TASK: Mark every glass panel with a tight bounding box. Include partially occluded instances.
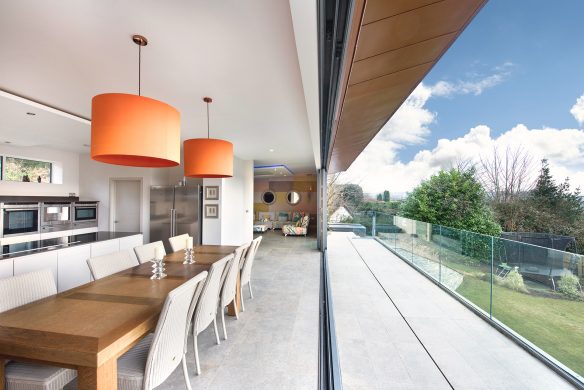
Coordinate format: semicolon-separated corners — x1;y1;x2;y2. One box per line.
392;216;413;262
434;225;493;313
411;220;441;281
492;237;584;377
3;156;52;183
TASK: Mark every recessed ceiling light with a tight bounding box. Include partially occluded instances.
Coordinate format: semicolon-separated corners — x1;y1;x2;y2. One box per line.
269;149;274;152
26;112;36;116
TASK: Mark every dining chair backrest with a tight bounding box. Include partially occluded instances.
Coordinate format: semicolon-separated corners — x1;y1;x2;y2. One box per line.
240;236;262;286
168;233;190;252
193;255;232;336
143;271;207;389
87;251;139;280
0;269;56;313
220;244;250;308
134;241;166;264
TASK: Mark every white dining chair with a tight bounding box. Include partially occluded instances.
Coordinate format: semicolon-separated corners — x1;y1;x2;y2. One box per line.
191;254;232;375
0;270;77;390
117;271;207;390
218;244;250;339
87;250;139;280
169;233;190;252
134;241;166;264
240;236;262;311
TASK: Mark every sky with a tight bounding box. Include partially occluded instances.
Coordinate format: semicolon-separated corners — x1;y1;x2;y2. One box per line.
341;0;584;197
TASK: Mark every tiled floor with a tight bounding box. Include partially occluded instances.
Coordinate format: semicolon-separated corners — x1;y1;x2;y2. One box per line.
64;231;319;389
328;232;575;390
159;230;320;389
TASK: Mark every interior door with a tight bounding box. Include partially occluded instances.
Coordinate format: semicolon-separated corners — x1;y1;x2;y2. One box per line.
112;180;141;232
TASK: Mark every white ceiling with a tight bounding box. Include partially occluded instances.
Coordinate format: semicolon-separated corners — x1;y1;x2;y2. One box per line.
0;0;318;173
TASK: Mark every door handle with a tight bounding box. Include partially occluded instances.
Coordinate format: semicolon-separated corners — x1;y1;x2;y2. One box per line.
114;220;119;223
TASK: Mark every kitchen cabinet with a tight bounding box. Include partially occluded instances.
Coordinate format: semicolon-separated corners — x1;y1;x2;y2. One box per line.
90;239;120;258
73;227;99;235
119;234;143;263
40;230;72;240
13;251;58;287
57;245;91;292
0;233;41;246
0;260;13;280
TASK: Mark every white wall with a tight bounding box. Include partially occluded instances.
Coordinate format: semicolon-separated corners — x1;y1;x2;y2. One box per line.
202;157;253;246
78;154;170;242
0;145;79;196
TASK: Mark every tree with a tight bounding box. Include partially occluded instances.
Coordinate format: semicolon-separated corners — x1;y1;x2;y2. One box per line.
383;190;390;202
339;184;364;211
376;193;383;201
400;168;501;236
479;146;533;203
327;173;342;217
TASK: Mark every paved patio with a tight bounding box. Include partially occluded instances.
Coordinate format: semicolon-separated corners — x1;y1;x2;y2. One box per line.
328;232;575;390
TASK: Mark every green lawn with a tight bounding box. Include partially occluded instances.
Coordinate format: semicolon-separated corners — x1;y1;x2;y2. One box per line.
457;277;584;377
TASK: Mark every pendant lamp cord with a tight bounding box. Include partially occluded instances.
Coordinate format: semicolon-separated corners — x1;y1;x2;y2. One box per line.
138;44;141;96
206;101;210;139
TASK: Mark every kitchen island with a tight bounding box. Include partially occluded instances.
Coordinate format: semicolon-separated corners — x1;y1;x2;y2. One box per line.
0;231;143;292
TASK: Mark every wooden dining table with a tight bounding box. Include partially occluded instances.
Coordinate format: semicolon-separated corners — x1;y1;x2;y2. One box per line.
0;244;238;390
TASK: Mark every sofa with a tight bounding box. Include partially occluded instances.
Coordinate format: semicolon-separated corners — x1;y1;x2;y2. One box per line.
283;216;310;236
255;211;308;230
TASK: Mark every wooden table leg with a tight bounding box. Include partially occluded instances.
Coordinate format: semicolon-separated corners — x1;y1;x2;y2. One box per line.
0;359;6;390
227;273;241;316
78;358;117;390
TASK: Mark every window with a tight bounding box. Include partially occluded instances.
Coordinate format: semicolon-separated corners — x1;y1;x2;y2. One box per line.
2;156;52;183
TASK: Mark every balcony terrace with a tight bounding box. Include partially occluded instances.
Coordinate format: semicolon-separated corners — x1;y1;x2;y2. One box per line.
329;231;576;389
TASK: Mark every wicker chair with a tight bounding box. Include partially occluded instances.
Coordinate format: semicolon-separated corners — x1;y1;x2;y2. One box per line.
134;241;166;264
191;255;232;375
117;271;207;390
218;243;250;339
87;250;139;280
0;270;77;390
240;236;262;311
169;234;190;252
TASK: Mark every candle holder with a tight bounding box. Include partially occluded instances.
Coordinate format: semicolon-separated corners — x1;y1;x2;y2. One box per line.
183;248;195;264
151;258;167;280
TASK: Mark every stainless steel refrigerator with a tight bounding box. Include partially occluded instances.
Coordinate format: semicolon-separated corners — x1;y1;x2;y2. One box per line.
150;180;203;253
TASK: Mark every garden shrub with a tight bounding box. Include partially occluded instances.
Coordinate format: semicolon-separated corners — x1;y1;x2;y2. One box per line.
557;273;582;300
495;268;528;293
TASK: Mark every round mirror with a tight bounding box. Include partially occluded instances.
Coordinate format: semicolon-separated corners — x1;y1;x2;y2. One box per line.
286;191;301;205
262;191;276;205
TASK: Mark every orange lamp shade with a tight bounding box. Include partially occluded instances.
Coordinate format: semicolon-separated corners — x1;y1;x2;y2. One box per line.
184;138;233;178
91;93;180;167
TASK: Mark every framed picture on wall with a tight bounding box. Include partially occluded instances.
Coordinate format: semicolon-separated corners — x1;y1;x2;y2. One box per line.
205;186;219;200
205;204;219;219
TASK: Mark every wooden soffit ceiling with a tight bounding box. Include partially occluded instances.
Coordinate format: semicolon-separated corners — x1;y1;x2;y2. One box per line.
328;0;488;173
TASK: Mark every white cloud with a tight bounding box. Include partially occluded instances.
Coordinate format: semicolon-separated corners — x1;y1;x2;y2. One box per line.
430;62;513;97
342;123;584;194
340;65;584;195
570;94;584;125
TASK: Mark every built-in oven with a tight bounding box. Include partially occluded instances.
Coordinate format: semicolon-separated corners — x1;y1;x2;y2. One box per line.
41;202;72;233
73;202;98;226
0;202;41;238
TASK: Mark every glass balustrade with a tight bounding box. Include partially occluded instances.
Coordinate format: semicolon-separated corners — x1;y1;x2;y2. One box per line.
331;212;584;379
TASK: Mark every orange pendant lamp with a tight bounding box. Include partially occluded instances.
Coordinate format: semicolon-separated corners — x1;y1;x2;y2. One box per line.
91;35;180;167
184;97;233;178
